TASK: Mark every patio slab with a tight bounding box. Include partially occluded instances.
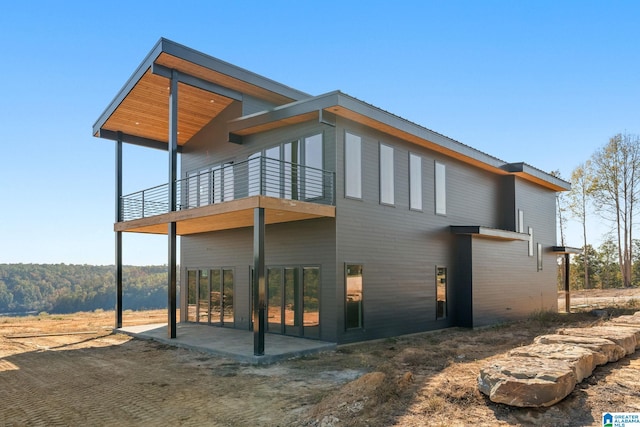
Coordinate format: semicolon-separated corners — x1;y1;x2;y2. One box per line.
116;323;336;365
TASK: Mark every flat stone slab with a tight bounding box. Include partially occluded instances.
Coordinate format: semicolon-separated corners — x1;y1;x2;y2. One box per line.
610;314;640;326
534;334;625;365
508;343;596;382
478;356;576;407
558;327;638;355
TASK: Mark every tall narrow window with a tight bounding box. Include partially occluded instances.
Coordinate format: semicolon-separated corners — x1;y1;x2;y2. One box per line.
303;267;320;338
248;152;261;196
409;153;422;210
187;270;197;322
283;141;299;200
345;132;362;199
304;134;323;199
435;161;446;215
264;146;281;197
537;243;543;271
518;209;524;233
345;264;363;329
528;227;534;257
436;266;447;319
187;171;198;208
380;143;394;205
198;168;210;206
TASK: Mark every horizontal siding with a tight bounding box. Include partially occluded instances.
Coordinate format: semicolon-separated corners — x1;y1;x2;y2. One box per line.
335;118;509;342
471;238;556;327
241;95;278;116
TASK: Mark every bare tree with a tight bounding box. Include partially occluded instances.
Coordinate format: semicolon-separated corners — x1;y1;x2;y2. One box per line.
551;170;568;246
568;162;592;288
590;133;640;287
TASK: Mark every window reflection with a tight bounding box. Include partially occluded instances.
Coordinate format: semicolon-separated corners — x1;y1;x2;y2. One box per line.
436;266;447;319
303;267;320;338
346;264;363;329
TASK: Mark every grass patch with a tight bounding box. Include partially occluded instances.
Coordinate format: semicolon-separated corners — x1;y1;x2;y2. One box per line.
528;309;568;326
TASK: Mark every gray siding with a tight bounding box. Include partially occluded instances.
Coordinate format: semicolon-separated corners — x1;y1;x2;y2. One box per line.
178;101;559;344
334;118;515;342
242;95;278;116
471;237;554;327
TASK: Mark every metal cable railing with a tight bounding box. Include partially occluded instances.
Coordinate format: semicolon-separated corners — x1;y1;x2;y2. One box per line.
120;157;335;221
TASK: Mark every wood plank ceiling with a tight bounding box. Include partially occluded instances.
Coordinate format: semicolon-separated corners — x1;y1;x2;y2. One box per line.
99;52;298;146
101;69;233;145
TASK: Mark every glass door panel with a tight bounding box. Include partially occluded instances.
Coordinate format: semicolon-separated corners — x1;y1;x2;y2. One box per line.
304;134;323;199
210;269;222;324
222;269;234;326
264;146;281;197
303;267;320;338
284;268;301;336
187;270;197;322
267;268;283;333
283;142;299;200
198;270;209;323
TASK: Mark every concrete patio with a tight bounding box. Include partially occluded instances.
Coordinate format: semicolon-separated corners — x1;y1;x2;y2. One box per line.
117;323;337;365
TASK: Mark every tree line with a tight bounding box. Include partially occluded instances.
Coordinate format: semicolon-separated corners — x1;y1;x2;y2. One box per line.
0;264;176;314
558;132;640;289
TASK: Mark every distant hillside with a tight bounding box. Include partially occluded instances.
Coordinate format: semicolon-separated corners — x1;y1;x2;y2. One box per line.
0;264;176;314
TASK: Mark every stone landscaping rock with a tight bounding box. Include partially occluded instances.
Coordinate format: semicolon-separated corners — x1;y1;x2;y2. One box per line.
478;314;640;408
478;356;577;407
558;327;638;355
508;343;596;383
610;315;640;326
533;334;625;365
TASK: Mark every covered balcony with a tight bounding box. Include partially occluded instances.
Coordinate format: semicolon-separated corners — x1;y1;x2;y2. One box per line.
116;157;336;235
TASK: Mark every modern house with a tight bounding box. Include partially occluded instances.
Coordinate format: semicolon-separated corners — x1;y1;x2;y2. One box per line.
93;38;570;355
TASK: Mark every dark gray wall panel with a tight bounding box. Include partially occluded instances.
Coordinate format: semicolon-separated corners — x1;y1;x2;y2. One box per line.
335;118;510;342
242;95;278;116
471;237;556;327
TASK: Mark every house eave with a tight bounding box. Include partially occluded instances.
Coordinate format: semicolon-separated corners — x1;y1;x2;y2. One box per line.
450;226;530;241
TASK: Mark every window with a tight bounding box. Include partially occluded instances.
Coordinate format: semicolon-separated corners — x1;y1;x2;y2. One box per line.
345;132;362;199
248;134;323;200
248;152;262;196
518;209;524;233
436;266;447;319
380;143;394;204
303;267;320;338
345;264;363;329
186;268;234;326
409;153;422;210
435;161;446;215
264;146;281;197
537;243;543;271
304;134;323;199
528;227;534;257
212;162;235;203
187;171;198;208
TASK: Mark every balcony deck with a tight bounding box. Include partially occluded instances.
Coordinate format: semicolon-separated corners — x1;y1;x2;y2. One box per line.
115;195;335;235
116;157;336;235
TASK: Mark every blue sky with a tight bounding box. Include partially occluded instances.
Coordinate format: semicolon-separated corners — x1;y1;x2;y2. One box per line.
1;1;638;265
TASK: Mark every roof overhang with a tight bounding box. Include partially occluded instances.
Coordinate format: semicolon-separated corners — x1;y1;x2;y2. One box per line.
551;246;583;255
93;38;310;149
502;163;570;192
229;91;570;191
451;226;530;241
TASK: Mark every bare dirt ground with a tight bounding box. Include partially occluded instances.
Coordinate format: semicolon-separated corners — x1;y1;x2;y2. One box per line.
1;290;639;427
